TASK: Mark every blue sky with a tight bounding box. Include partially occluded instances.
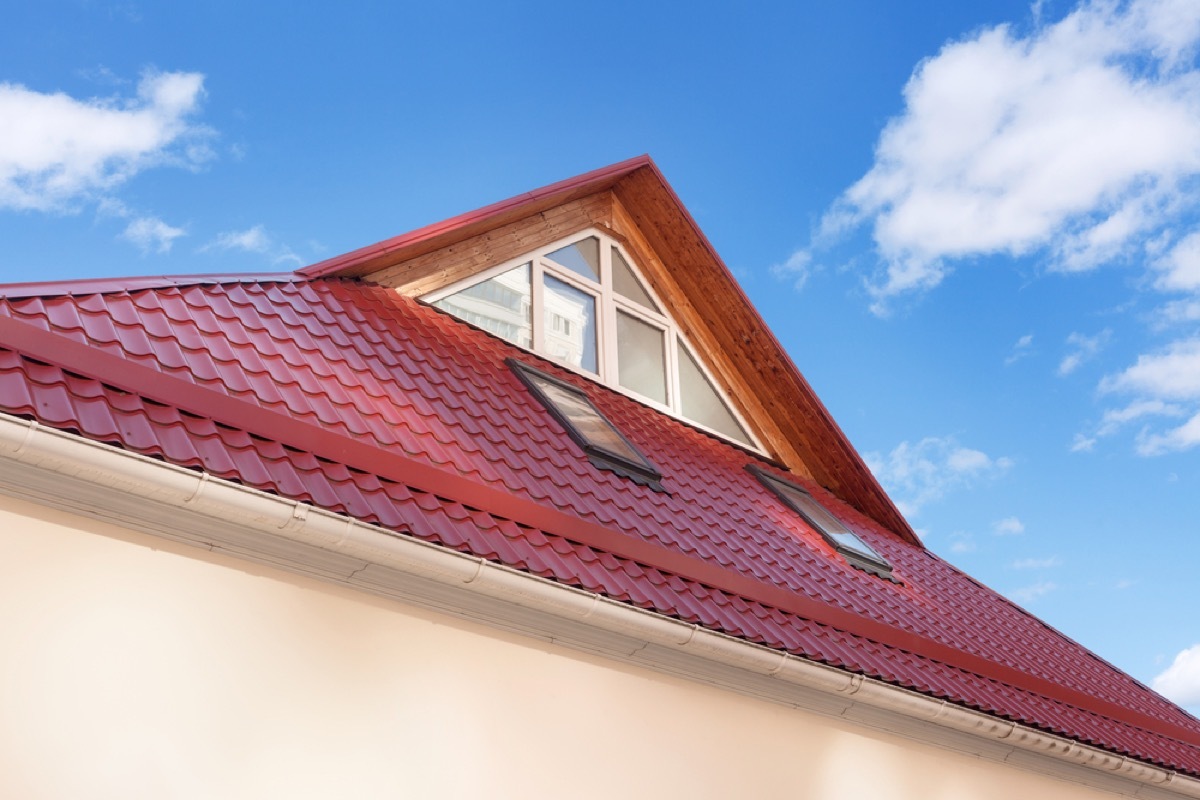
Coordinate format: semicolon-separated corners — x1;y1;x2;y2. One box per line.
2;0;1199;712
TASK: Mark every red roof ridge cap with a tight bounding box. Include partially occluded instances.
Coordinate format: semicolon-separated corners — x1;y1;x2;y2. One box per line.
297;155;654;280
0;271;301;300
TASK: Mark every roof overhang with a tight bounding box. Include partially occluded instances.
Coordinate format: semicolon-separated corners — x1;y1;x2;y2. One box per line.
3;413;1198;798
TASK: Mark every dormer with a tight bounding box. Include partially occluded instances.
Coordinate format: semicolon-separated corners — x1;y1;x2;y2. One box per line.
300;156;917;544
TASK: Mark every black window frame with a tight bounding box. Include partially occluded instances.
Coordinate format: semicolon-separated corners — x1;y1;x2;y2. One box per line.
749;466;896;581
509;359;664;489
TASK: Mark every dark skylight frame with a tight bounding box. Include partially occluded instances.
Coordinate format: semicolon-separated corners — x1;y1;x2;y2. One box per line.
509;359;663;489
750;467;895;580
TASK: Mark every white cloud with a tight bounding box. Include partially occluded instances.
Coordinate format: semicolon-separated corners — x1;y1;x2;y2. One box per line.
120;216;186;254
799;0;1200;311
1153;644;1200;709
948;531;976;553
1005;333;1034;365
207;225;271;253
1097;398;1184;435
865;436;1013;517
1070;433;1098;452
1103;337;1200;399
0;70;210;211
771;248;815;290
203;224;303;266
1155;230;1200;291
1012;556;1062;569
993;516;1025;536
1093;338;1200;454
1057;329;1111;376
1009;580;1058;605
1136;410;1200;454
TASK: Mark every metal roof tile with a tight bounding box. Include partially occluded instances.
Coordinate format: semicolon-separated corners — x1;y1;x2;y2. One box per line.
2;280;1198;775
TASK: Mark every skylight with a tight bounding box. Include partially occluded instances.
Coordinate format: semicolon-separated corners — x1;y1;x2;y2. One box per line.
510;360;663;488
427;229;758;450
751;467;895;580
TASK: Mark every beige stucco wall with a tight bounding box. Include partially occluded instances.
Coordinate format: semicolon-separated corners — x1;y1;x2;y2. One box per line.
0;495;1133;800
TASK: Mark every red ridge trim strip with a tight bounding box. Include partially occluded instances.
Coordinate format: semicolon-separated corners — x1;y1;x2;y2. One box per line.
297;155;651;279
1;310;1196;750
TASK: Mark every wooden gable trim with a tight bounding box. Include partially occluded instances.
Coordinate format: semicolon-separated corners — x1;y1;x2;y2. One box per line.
312;156;915;545
609;166;916;544
300;157;649;281
364;193;613;296
604;195;814;481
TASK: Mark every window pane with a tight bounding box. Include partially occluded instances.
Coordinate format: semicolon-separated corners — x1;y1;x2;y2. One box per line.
543;274;598;373
612;247;659;312
616;310;666;404
768;476;891;571
432;263;531;348
545;237;600;281
677;341;750;444
528;375;646;465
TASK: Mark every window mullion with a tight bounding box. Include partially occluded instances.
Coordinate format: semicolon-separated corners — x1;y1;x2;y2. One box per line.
600;242;618;384
532;259;546;352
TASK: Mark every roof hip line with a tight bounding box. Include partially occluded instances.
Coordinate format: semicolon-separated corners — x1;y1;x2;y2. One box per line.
2;310;1197;749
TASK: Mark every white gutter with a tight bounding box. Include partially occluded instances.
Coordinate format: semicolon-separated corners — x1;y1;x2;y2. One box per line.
0;411;1196;799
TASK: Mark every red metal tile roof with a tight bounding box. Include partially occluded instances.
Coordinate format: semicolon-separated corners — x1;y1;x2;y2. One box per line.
2;276;1199;775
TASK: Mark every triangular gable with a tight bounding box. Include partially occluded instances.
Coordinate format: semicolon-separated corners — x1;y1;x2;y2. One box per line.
423;227;758;449
302;156;917;544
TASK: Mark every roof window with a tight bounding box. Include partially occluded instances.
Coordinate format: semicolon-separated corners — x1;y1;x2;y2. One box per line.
751;467;895;580
427;230;758;451
510;360;663;489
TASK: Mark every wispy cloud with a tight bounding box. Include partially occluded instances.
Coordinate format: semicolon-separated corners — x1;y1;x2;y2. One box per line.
792;0;1200;314
865;436;1013;517
992;516;1025;536
120;215;186;254
0;70;211;211
1012;556;1062;569
1009;580;1058;605
770;249;815;290
1153;643;1200;711
1099;337;1200;454
1058;329;1111;376
1005;333;1034;365
202;224;303;266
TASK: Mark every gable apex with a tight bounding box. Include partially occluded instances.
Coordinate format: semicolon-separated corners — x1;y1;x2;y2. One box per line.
306;157;917;545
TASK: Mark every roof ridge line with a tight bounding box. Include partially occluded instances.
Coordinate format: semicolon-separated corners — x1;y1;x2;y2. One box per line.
2;308;1197;750
0;271;302;300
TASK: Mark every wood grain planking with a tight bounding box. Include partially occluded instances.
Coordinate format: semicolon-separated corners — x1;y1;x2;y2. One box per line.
613;170;913;541
368;194;613;295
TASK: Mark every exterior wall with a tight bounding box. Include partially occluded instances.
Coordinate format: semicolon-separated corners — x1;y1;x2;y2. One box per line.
0;495;1131;800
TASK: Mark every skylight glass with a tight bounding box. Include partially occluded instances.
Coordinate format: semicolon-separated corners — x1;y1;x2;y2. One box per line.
752;468;894;579
511;360;662;487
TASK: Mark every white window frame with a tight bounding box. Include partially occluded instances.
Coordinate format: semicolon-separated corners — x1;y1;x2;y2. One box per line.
425;228;764;453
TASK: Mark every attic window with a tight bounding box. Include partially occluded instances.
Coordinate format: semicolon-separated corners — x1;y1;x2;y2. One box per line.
751;468;895;580
510;359;663;488
427;229;759;451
